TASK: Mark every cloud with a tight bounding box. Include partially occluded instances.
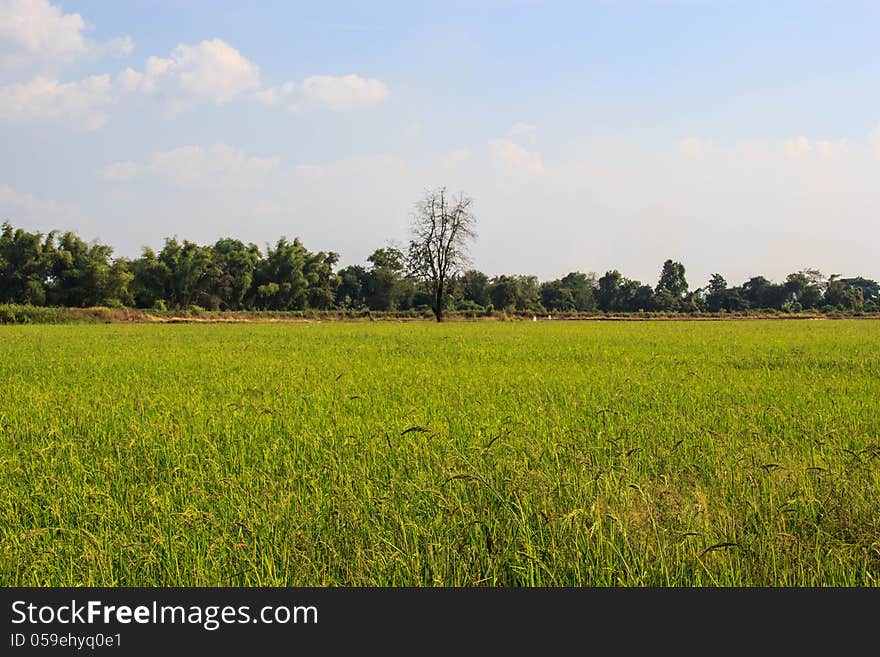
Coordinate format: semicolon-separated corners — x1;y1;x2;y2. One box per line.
116;42;390;115
100;161;140;182
0;57;392;129
300;74;390;111
0;184;87;233
119;39;261;112
91;152;418;260
784;136;851;159
508;122;537;145
0;0;133;73
0;184;59;216
784;136;812;158
96;36;134;59
254;81;295;106
0;74;114;129
1;22;390;127
871;124;880;158
100;144;280;189
813;140;849;158
488;138;544;175
679;136;707;155
81;129;880;285
256;74;392;111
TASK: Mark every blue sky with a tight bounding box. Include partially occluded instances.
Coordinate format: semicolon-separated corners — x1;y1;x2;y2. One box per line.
1;0;879;287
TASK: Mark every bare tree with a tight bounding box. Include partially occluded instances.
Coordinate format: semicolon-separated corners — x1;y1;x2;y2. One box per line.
407;187;477;322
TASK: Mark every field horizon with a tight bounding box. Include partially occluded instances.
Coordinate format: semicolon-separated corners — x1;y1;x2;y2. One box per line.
2;302;878;326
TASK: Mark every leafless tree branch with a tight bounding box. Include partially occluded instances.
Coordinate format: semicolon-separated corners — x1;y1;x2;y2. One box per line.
407;187;477;321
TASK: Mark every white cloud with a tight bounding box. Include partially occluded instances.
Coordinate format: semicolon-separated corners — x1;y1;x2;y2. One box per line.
0;184;87;233
118;59;391;114
0;0;86;57
256;74;392;112
91;153;418;258
0;74;114;129
814;140;849;158
488;138;544;175
784;136;812;158
300;74;389;111
95;36;134;59
784;136;850;159
679;136;707;155
0;51;391;129
101;144;280;189
871;124;880;158
508;122;537;145
254;81;295;106
79;130;880;284
0;184;59;215
0;0;133;73
172;39;260;103
2;22;389;126
119;39;261;112
100;161;139;182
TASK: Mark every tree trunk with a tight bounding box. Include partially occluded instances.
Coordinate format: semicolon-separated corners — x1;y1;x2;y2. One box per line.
433;282;444;322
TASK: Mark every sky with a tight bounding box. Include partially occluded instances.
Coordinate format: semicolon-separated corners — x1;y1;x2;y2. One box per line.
1;0;879;287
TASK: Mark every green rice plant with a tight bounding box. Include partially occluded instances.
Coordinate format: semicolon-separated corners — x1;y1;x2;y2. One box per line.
1;320;878;585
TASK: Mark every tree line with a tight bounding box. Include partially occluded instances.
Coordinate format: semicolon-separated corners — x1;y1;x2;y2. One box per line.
1;219;877;315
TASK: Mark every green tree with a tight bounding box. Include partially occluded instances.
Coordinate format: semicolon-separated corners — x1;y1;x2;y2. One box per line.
625;282;656;312
0;221;55;304
48;231;132;307
654;259;688;310
824;275;864;311
366;247;406;311
540;280;575;311
516;275;542;311
157;238;218;309
460;269;490;307
840;277;878;305
705;274;728;312
304;251;340;310
741;276;785;310
559;272;597;311
488;275;521;311
784;269;824;310
596;270;623;312
335;265;369;309
251;237;312;310
129;247;171;308
210;238;261;310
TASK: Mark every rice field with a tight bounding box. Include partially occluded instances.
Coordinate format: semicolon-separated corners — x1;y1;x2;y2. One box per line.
1;320;879;586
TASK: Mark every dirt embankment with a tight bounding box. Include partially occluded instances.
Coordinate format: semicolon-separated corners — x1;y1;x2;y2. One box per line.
2;304;877;324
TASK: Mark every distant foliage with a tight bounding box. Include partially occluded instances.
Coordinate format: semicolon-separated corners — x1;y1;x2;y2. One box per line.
0;220;876;314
